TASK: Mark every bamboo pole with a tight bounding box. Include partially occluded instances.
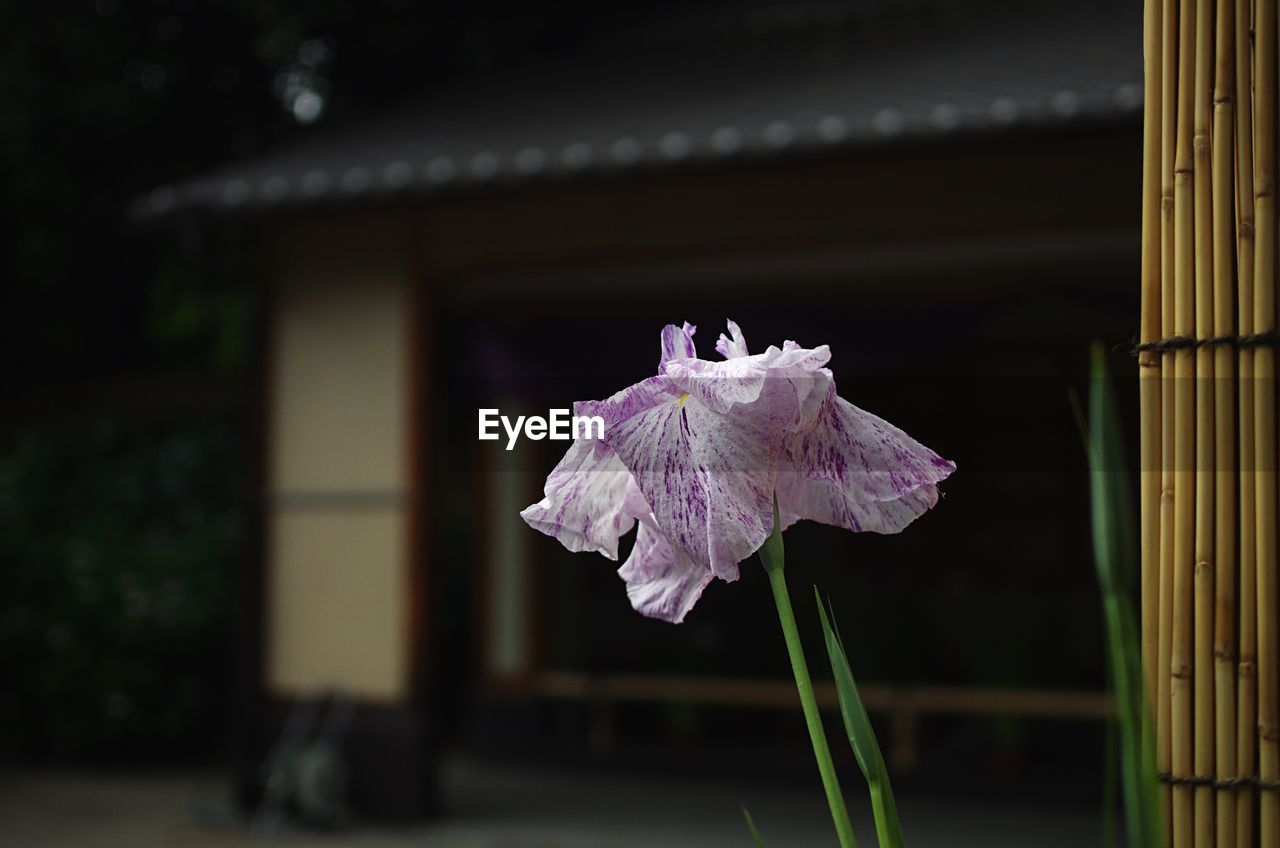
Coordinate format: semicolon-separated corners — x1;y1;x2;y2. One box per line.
1159;0;1181;833
1253;0;1279;842
1190;2;1216;844
1144;3;1280;844
1141;0;1165;728
1211;1;1239;844
1233;1;1258;843
1170;0;1198;844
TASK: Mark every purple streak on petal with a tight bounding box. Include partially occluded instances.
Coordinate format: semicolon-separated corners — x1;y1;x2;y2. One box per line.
575;375;684;436
777;384;955;534
602;388;784;581
715;319;750;359
658;322;698;371
520;439;649;560
619;521;714;623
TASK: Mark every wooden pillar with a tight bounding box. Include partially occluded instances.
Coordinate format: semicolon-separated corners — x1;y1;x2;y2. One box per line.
240;212;433;820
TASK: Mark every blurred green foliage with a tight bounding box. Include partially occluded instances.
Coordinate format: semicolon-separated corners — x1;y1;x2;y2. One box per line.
0;421;244;758
1078;343;1162;848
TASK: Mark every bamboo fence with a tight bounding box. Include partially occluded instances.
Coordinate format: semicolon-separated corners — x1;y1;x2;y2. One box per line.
1140;0;1279;846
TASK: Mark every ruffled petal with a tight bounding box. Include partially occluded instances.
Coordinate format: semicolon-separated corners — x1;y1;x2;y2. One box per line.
575;375;684;438
658;322;698;371
520;439;647;560
778;470;943;535
664;354;770;414
778;387;955;534
618;521;713;623
764;341;832;372
601;389;783;581
665;342;832;416
715;319;750;359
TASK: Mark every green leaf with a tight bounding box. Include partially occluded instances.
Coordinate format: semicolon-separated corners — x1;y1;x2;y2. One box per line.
815;588;905;848
1086;343;1138;595
741;805;765;847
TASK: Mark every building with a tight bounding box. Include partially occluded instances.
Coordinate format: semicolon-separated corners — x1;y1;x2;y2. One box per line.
143;0;1142;820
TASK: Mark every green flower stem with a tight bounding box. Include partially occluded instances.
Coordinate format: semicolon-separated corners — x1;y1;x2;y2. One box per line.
759;509;858;848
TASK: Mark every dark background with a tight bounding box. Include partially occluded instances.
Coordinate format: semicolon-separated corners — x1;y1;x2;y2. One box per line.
1;0;653;761
0;0;1137;799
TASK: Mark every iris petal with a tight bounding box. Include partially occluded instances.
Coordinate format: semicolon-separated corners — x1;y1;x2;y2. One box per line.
665;342;831;416
601;387;781;581
778;387;956;534
659;321;698;370
715;319;750;359
664;354;770;414
619;520;714;623
519;439;646;560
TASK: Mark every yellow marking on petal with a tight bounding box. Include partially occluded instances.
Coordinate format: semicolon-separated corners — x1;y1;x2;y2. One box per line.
677;392;690;407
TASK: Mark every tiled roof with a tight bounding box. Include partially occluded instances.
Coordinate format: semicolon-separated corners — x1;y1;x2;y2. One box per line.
139;0;1141;218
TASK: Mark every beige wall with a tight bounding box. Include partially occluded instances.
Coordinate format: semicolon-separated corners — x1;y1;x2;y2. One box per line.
264;216;417;702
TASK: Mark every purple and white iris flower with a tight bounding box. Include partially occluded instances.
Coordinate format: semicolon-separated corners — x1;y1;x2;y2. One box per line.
521;321;955;624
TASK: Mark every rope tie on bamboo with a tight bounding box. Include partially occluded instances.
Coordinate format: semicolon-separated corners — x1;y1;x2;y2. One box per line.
1131;331;1280;365
1157;772;1280;791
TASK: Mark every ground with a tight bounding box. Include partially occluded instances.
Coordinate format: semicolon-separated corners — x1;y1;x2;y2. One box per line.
0;758;1102;847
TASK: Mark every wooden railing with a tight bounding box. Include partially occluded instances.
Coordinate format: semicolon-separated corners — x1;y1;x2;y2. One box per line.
523;671;1112;772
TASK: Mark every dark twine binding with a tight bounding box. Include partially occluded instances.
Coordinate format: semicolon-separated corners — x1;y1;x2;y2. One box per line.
1158;771;1280;791
1132;331;1280;365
